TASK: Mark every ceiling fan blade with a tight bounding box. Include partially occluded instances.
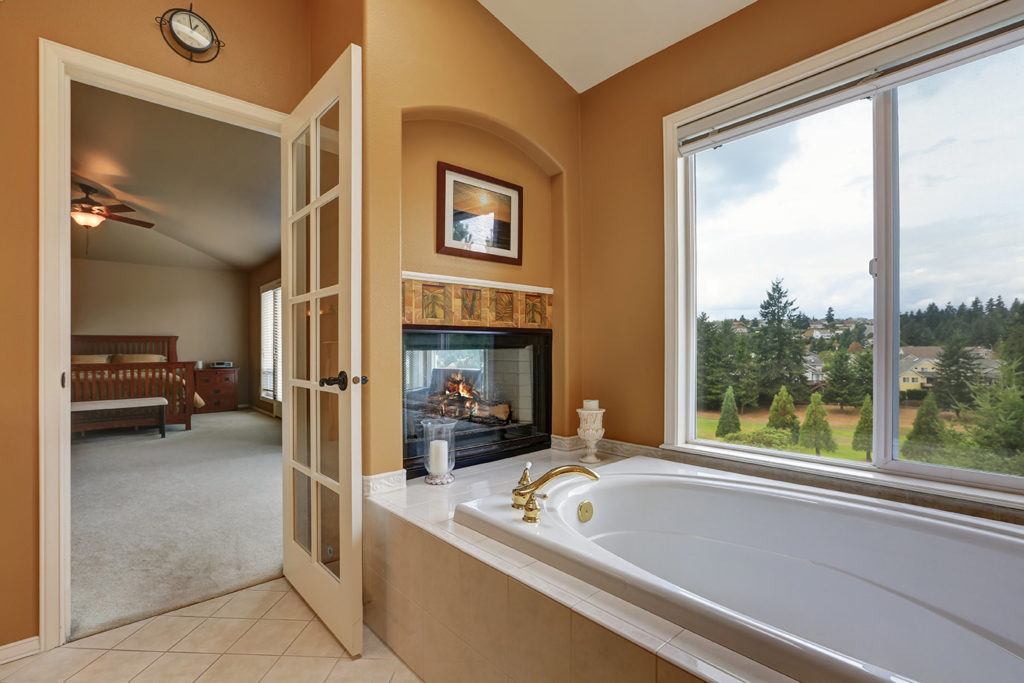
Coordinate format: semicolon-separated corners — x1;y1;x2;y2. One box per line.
103;203;136;214
105;214;155;229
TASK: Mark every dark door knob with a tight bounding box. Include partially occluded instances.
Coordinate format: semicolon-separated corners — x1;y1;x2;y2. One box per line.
319;370;349;391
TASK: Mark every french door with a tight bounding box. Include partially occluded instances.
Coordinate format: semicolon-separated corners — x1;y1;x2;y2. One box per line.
280;45;363;655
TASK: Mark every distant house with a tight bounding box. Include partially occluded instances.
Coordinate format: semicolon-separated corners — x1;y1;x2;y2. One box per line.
731;320;749;334
804;353;824;383
899;356;933;390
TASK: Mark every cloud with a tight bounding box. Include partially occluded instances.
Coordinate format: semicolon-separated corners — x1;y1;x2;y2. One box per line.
691;42;1024;321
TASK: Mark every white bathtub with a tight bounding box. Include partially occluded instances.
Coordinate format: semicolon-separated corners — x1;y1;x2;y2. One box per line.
454;456;1024;682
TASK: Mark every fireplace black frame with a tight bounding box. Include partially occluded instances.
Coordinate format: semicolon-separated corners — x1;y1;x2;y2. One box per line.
402;325;552;478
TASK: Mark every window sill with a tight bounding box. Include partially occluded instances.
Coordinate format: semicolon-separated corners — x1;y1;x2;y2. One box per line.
660;442;1024;513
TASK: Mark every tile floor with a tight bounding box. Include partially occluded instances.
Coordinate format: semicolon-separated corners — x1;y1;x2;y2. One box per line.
0;579;421;683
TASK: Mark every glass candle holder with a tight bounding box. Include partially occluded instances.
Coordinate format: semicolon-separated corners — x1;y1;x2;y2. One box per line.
421;417;457;485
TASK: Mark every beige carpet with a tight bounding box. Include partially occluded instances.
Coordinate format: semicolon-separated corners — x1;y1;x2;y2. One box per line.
70;410;283;639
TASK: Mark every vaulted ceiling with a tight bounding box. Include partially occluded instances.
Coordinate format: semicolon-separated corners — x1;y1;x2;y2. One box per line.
476;0;757;92
70;82;280;271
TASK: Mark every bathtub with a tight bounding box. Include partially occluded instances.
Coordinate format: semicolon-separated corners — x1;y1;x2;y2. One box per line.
453;456;1024;682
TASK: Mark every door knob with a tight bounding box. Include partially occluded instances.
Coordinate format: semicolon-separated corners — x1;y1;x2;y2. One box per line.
319;370;348;391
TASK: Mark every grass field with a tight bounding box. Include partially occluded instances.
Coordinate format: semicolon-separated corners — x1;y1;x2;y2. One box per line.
695;405;920;463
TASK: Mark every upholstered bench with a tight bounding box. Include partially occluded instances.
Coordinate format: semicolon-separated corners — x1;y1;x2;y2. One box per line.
71;397;169;437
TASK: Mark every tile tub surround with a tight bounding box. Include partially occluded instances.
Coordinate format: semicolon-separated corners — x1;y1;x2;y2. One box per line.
0;579;420;683
364;449;791;682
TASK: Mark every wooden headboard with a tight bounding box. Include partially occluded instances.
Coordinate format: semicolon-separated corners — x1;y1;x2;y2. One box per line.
71;335;179;362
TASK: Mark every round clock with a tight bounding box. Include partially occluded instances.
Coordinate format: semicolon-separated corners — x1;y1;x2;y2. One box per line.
156;5;224;63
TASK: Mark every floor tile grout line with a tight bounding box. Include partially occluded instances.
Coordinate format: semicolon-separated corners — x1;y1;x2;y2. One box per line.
255;653;284;682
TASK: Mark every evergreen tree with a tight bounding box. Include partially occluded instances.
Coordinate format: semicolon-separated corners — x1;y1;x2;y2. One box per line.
934;337;981;417
823;348;857;411
970;363;1024;458
715;386;741;438
825;307;836;335
754;279;806;402
852;395;873;461
799;393;837;455
731;335;760;413
853;350;873;403
903;393;947;459
767;386;800;443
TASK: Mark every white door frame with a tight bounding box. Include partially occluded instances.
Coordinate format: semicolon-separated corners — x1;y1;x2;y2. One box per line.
38;39;286;650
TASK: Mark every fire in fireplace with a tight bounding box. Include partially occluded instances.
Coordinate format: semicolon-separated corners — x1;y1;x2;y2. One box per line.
402;327;551;477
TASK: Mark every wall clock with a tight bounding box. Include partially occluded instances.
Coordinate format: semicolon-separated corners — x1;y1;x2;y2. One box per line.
156;4;224;63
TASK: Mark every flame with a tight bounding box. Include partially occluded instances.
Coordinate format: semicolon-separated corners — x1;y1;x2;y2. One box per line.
445;371;479;400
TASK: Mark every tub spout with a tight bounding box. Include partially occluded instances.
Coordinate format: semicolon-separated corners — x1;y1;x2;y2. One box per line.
512;464;599;522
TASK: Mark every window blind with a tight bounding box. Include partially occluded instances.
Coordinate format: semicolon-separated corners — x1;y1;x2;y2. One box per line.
260;285;282;401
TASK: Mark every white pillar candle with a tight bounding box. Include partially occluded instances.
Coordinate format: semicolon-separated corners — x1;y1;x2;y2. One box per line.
583;399;600;411
428;439;449;474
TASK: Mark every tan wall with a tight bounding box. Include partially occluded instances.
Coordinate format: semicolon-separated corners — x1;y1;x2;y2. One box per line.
71;259;250;399
309;0;364;85
360;0;583;476
247;255;283;411
578;0;944;447
402;119;555;288
0;0;311;648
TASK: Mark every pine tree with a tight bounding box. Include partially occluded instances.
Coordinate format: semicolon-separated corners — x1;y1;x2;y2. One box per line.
853;350;873;404
970;364;1024;458
934;337;981;417
825;307;837;336
767;386;800;443
754;279;806;402
852;395;873;461
903;393;947;459
715;386;741;438
731;335;760;413
799;393;837;456
823;348;857;411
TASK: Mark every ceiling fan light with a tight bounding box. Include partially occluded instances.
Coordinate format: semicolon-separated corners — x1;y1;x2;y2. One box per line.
71;210;105;228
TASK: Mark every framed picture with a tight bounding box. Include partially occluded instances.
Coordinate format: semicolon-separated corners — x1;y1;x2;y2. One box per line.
436;161;523;265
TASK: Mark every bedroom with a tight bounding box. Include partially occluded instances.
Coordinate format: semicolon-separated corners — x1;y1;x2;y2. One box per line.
67;81;284;639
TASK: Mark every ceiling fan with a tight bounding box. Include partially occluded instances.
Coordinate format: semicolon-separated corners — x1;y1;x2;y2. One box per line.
70;182;155;230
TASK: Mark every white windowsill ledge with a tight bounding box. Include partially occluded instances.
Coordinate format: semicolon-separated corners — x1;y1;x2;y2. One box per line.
660;442;1024;512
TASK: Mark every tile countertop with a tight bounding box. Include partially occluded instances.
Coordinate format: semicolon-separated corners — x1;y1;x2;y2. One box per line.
368;448;794;683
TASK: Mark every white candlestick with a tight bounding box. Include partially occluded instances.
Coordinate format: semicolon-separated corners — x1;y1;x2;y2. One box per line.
583;399;600;411
428;439;449;474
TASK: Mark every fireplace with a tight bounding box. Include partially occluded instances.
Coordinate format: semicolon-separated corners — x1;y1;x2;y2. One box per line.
402;327;552;477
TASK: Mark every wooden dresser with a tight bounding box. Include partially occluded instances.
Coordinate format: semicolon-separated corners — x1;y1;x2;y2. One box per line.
195;367;239;413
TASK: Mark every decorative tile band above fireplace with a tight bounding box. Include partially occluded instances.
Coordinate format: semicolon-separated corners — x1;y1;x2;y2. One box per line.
401;273;554;478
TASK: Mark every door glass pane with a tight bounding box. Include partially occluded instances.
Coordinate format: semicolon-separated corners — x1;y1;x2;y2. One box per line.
895;44;1024;477
293;386;311;467
318;483;341;578
293;470;312;554
319;294;339;381
691;98;875;462
319;198;340;289
292;215;311;296
319;390;341;482
293;302;310;380
319;101;340;195
292;127;311;211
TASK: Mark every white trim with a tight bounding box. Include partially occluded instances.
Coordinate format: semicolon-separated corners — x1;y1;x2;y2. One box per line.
362;469;407;497
0;637;40;667
39;38;285;651
401;270;554;295
661;1;1024;500
259;278;282;293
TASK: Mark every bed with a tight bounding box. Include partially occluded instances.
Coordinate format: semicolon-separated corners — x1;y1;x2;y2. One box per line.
70;335;200;432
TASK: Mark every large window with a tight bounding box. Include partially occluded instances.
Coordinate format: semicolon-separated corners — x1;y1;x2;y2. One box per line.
670;7;1024;491
260;281;283;403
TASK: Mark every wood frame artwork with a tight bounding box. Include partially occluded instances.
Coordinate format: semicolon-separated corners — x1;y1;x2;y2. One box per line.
436;161;523;265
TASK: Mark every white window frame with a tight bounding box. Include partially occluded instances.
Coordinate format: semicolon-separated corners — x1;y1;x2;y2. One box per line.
663;0;1024;497
259;278;283;411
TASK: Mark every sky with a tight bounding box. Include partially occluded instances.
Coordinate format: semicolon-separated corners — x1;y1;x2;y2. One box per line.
693;41;1024;321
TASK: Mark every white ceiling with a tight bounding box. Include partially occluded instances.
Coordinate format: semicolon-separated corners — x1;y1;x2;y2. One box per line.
70;82;280;271
476;0;757;92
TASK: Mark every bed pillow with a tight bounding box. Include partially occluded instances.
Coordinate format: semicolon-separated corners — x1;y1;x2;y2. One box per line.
112;353;167;363
71;354;110;364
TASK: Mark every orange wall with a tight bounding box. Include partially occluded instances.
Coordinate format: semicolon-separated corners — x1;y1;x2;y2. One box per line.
578;0;944;447
309;0;364;85
361;0;583;471
402;119;556;288
0;0;311;648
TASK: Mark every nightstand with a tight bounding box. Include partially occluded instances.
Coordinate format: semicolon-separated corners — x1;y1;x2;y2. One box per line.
195;367;239;413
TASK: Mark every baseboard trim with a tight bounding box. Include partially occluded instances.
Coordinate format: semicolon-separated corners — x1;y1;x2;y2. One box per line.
596;438;663;459
0;636;40;666
551;434;583;451
363;469;406;497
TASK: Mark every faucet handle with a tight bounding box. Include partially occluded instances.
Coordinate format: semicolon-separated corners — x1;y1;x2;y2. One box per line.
512;461;533;510
522;493;541;523
517;461;533;487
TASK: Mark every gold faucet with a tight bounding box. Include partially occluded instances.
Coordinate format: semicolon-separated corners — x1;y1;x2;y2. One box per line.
511;464;599;523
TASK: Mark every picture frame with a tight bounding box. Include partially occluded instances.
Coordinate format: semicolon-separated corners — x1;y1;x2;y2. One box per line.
436;161;523;265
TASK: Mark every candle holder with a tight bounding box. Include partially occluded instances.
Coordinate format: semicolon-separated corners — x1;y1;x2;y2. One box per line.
576;407;605;464
421;418;456;485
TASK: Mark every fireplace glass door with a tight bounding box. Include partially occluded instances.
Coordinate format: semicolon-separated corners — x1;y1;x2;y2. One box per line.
402;328;551;475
